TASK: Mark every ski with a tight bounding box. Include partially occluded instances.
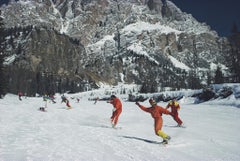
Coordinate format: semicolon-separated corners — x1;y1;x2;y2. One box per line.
38;107;47;112
112;126;122;130
164;125;186;128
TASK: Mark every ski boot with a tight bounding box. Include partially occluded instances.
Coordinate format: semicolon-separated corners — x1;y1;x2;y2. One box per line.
162;136;171;144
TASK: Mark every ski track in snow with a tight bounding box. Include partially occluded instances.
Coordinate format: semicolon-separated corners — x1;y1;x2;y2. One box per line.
0;94;240;161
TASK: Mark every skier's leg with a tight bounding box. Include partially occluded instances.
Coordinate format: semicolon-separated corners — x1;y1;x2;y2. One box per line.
113;110;122;126
155;118;170;142
66;101;72;109
157;130;168;139
111;111;117;125
174;113;183;125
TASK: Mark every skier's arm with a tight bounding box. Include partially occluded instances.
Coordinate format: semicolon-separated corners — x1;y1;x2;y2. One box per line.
165;103;170;109
159;106;172;115
176;105;180;111
175;102;180;111
107;99;113;104
135;102;150;113
107;99;116;112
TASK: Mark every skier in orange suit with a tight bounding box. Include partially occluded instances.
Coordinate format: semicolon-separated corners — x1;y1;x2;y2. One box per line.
107;95;122;128
135;98;172;144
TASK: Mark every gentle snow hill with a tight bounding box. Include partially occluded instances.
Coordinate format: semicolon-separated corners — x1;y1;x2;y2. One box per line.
0;92;240;161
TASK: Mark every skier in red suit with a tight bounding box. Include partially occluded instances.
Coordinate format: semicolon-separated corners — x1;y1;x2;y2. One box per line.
166;98;183;126
107;95;122;128
136;98;172;144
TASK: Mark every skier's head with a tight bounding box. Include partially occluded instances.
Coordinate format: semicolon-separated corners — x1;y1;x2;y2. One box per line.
172;98;177;102
110;95;116;99
149;98;157;106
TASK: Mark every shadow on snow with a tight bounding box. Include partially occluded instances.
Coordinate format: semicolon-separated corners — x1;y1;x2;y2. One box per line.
119;135;161;144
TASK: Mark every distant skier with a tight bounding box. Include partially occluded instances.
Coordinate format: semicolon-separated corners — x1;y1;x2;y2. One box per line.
43;95;47;101
18;91;23;101
135;98;172;144
43;94;56;103
166;98;183;127
40;95;48;112
61;95;66;103
66;99;72;109
94;97;99;104
107;95;122;128
49;95;56;103
61;95;72;109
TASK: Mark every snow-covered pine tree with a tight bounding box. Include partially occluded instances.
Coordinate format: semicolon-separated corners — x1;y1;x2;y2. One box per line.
0;9;7;98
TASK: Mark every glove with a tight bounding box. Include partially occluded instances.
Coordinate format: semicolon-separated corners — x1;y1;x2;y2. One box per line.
112;108;116;112
135;102;140;106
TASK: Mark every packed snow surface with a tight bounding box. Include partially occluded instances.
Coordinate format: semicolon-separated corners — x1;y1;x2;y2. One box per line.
0;91;240;161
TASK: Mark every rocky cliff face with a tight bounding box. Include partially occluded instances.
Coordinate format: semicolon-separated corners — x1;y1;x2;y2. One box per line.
4;27;97;95
0;0;231;95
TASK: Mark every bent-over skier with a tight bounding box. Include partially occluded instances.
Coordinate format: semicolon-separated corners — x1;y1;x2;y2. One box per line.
107;95;122;128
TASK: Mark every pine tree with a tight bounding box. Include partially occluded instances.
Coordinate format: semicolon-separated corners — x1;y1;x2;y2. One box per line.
187;39;201;89
214;66;224;84
207;71;212;85
231;22;239;34
147;0;154;10
228;23;240;82
0;9;7;98
187;70;201;89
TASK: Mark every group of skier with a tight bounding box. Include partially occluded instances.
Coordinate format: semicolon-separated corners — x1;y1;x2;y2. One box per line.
108;95;183;144
39;92;183;144
39;94;72;111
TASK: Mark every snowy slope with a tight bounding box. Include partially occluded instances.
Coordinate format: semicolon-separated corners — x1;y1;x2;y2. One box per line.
0;92;239;161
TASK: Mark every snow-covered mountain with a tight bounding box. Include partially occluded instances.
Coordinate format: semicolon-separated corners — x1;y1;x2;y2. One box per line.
0;0;231;95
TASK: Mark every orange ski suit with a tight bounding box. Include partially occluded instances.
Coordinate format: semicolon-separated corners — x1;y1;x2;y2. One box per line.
166;100;183;125
109;97;122;126
137;103;171;139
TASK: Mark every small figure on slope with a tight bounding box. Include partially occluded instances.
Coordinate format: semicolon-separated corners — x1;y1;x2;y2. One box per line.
166;98;183;127
107;95;122;128
94;97;99;105
18;91;23;101
49;95;56;103
135;98;172;144
61;95;72;109
39;95;48;112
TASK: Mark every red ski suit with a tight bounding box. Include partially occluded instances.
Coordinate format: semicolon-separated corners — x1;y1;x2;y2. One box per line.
166;101;183;125
138;104;171;135
109;97;122;126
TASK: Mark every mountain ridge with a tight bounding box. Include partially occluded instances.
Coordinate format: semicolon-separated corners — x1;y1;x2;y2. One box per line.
0;0;231;95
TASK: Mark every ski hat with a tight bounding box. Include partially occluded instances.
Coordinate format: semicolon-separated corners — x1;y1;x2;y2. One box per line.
110;95;116;99
149;98;157;106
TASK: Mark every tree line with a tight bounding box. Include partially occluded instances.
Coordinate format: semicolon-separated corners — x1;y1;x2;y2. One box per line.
0;10;7;98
